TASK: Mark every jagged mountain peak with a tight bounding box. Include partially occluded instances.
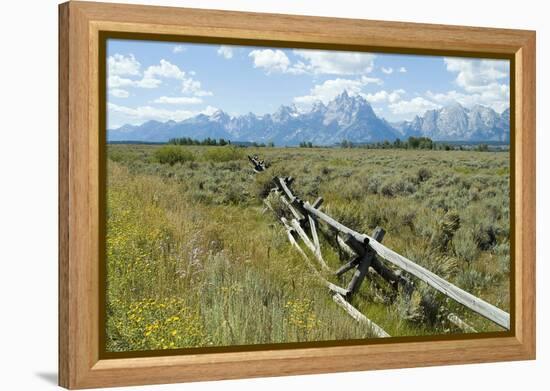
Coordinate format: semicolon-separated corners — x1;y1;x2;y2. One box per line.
444;101;465;109
400;102;509;142
272;104;299;121
310;100;327;113
332;90;368;106
108;95;510;145
334;89;351;102
209;109;231;123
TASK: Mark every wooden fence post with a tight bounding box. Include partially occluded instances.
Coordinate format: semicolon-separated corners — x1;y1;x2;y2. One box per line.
248;155;266;172
345;228;385;297
335;256;360;277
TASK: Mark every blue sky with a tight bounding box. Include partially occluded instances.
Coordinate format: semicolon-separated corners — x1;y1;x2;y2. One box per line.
107;39;510;129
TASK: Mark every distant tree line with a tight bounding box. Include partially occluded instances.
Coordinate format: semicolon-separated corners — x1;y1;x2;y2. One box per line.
251;141;275;148
167;136;494;151
350;137;435;150
340;140;354;148
169;137;231;146
338;137;490;151
168;137;275;148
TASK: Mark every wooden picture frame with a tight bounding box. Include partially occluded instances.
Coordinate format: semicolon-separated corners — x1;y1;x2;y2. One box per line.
59;1;536;388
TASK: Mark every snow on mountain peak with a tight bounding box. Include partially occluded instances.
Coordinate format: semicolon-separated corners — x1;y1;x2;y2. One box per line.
209;109;230;123
109;94;509;145
400;102;509;142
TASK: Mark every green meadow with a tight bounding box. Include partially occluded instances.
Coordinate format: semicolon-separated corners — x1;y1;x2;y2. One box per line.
105;144;510;352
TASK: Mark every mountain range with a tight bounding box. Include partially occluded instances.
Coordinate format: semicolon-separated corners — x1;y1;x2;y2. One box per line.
108;91;510;145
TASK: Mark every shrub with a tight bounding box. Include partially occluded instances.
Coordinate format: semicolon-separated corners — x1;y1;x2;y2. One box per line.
453;227;479;263
454;267;494;293
222;183;246;205
108;149;126;163
321;166;331;175
406;246;457;281
364;204;385;229
393;179;417;195
431;211;460;252
252;174;275;200
399;210;416;231
380;179;416;198
473;224;497;250
367;177;381;194
394;284;441;326
494;241;511;273
417;168;432;182
154;146;195;165
380;182;395;197
468;187;480;201
327;203;365;232
203;146;244;162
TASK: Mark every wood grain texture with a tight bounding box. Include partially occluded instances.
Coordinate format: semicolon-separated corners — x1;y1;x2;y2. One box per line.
58;1;536;388
514;32;536;353
58;3;70;387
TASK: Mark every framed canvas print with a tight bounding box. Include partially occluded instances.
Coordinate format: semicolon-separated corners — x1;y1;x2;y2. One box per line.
59;1;536;389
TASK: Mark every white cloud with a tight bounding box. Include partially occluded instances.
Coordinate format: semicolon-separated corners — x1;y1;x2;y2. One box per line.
444;58;508;92
108;103;218;125
172;45;186;53
108;103;195;124
109;88;130;98
152;96;203;105
107;76;133;88
108;54;141;76
293;50;375;75
398;67;407;73
389;97;440;116
293;76;382;109
217;45;234;59
107;58;212;97
385;58;510;119
426;85;509;113
381;67;393;75
181;78;212;97
143;59;186;81
424;58;511;112
373;107;384;115
361;76;383;85
248;48;376;76
107;75;160;89
363;89;405;103
200;106;219;116
249;49;292;74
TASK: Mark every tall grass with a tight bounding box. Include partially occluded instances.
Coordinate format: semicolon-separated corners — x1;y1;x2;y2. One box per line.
106;162;375;352
106;145;510;351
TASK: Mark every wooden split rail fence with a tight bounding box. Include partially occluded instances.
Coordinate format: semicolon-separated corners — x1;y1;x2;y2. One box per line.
250;158;510;337
248;154;267;173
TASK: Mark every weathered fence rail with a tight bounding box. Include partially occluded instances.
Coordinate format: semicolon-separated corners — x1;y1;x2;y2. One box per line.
301;199;509;329
249;156;510;336
332;293;390;337
248;154;267;172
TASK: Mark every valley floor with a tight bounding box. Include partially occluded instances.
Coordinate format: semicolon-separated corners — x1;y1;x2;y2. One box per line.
105;145;510;352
